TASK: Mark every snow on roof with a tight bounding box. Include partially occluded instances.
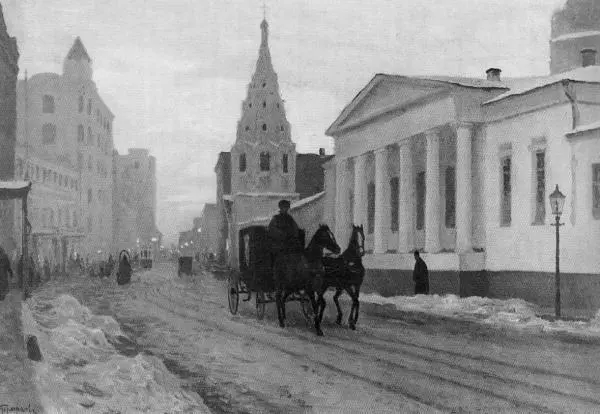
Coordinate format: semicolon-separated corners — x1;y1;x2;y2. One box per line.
567;120;600;136
551;31;600;42
412;75;508;89
484;66;600;105
0;180;31;190
237;192;325;228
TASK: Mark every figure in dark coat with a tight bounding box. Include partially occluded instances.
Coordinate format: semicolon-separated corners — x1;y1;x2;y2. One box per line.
117;252;132;285
268;200;303;257
0;247;13;301
43;258;51;282
413;250;429;295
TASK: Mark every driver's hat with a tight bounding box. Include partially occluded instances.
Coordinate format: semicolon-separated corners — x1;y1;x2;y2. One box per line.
278;199;291;208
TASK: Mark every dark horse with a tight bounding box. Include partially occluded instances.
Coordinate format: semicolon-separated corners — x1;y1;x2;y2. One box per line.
117;250;132;285
317;225;366;330
273;224;341;336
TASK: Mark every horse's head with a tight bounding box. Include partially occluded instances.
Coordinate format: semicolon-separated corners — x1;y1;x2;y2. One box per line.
351;225;366;257
315;224;341;255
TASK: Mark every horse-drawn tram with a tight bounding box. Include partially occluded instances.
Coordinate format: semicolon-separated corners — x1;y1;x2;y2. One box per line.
227;225;314;322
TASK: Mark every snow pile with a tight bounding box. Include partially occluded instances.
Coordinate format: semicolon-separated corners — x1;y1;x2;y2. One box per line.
360;293;600;337
22;294;209;413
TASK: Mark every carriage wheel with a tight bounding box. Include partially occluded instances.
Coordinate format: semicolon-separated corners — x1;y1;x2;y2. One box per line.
256;291;266;320
228;272;239;315
300;294;314;324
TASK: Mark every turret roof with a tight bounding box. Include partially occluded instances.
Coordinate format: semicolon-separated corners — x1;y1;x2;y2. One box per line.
66;37;91;62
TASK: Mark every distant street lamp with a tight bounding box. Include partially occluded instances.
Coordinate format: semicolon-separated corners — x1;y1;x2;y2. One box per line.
549;184;566;319
197;228;202;233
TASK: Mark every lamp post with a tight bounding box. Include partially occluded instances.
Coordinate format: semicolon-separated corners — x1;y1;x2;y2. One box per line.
549;185;566;319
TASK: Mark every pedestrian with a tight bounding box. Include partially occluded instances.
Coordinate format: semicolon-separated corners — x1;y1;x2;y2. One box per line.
0;247;13;301
413;250;429;295
43;257;51;282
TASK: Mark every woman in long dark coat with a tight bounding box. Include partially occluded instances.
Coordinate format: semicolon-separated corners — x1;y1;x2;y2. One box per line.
117;251;132;285
0;247;13;301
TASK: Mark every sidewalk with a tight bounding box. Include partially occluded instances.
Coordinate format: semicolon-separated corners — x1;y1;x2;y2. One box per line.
0;289;43;413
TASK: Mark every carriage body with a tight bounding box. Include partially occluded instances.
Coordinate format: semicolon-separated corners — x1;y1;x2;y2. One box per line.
178;256;194;277
227;225;310;320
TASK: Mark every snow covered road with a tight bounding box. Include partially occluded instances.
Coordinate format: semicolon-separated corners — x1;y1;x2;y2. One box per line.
24;261;600;413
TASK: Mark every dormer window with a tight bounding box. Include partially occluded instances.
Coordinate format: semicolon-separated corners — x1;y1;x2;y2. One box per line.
260;152;270;171
262;123;267;131
239;153;247;172
282;154;288;173
42;95;55;113
262;101;266;108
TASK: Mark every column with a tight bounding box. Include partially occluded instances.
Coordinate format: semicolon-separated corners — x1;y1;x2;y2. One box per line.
455;123;473;253
374;147;390;254
353;153;368;229
335;158;351;246
398;140;414;253
425;129;441;253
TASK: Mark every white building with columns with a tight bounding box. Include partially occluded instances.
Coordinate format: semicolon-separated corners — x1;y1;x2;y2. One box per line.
324;15;600;314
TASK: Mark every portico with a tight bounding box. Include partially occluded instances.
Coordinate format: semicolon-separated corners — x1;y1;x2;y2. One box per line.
325;74;497;280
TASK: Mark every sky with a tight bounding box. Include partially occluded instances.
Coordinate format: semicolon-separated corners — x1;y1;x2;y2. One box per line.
2;0;568;245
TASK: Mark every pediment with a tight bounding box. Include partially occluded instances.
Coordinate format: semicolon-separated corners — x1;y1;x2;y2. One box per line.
326;75;449;136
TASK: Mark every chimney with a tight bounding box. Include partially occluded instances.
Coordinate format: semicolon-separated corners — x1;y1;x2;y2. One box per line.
319;148;325;157
486;68;502;82
581;49;597;68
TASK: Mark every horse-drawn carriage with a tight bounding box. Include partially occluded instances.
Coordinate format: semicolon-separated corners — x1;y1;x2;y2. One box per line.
227;225;314;321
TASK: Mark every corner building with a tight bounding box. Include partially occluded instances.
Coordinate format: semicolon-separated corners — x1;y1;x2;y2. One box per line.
15;37;115;261
324;0;600;315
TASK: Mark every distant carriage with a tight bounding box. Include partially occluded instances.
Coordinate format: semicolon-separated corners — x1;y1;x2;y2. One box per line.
178;256;194;277
227;225;313;321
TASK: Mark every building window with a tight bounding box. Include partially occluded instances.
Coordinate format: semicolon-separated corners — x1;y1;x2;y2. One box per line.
35;166;40;181
134;161;140;169
260;152;270;171
533;151;546;224
249;103;252;108
59;175;63;187
245;126;250;131
77;125;84;142
88;189;92;204
73;212;78;228
276;103;280;108
239;153;246;172
42;95;55;113
445;167;456;228
582;49;597;67
87;127;93;145
282;154;288;173
390;177;399;232
88;99;92;115
87;216;92;232
88;156;92;170
42;123;56;144
97;134;101;147
501;157;512;226
416;171;426;230
262;82;266;87
50;210;55;227
78;95;84;113
367;182;375;234
263;101;266;108
593;164;600;219
53;171;57;183
262;123;267;131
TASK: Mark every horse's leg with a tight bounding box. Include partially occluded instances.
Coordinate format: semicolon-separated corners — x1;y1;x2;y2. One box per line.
281;290;291;322
309;286;324;337
333;287;344;325
346;286;358;330
352;287;361;329
276;289;285;328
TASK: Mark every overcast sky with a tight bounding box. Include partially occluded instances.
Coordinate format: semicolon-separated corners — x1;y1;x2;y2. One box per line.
3;0;567;245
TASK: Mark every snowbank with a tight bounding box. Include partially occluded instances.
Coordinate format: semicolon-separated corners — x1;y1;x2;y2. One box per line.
22;293;209;413
360;293;600;337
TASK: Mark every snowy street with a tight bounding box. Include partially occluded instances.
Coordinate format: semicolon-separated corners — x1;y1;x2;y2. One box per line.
22;262;600;413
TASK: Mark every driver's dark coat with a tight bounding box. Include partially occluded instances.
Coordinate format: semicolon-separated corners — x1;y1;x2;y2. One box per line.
268;212;303;255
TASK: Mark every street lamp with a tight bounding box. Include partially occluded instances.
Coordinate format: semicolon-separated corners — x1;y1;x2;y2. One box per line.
549;184;566;319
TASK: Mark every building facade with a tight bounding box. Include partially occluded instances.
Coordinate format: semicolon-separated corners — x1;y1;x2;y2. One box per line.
15;37;114;262
324;3;600;314
0;3;19;252
113;148;160;254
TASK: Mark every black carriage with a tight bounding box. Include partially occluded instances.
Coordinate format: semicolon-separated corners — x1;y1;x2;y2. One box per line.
178;256;194;277
227;225;313;321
